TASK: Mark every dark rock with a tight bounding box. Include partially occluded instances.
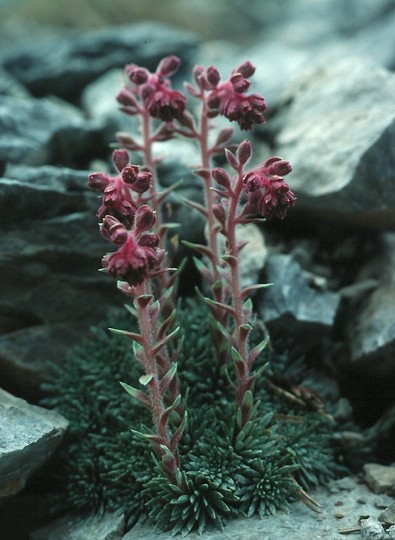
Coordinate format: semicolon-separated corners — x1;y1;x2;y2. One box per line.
0;388;68;499
274;57;395;229
259;254;340;348
2;22;199;102
0;324;87;401
0;94;87;168
344;233;395;393
379;501;395;527
31;511;125;540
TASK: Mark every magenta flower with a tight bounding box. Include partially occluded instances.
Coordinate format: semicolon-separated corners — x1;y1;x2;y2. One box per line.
101;215;164;286
96;175;137;224
88;157;153;225
243;157;295;220
121;55;187;122
206;61;267;130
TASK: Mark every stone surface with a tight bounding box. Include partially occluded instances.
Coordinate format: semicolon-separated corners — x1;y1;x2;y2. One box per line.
379;501;395;527
2;22;198;101
274;57;395;228
0;94;87;168
125;476;394;540
363;464;395;496
31;511;125;540
0;388;68;499
259;254;340;348
344;233;395;397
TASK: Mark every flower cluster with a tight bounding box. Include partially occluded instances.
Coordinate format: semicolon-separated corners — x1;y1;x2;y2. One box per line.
88;150;164;287
117;55;187;122
243;157;295;220
88;150;152;226
191;61;267;130
101;212;164;287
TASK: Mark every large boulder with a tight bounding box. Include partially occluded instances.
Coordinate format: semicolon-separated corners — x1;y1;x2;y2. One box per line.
274;57;395;229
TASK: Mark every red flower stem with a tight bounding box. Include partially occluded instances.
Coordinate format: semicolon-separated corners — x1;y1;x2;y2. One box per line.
141;110;162;232
226;166;253;422
197;94;221;295
135;280;178;480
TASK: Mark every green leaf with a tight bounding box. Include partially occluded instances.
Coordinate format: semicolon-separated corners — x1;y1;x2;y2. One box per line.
139;374;154;386
231;346;244;364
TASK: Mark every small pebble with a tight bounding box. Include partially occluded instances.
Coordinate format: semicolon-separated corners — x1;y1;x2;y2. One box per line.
360;517;386;539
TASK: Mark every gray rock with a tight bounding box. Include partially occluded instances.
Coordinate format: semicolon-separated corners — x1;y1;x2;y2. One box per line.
259;254;340;347
360;517;387;540
379;501;395;527
125;476;393;540
2;22;198;101
275;57;395;228
31;511;125;540
364;463;395;496
0;388;68;499
345;233;395;386
0;94;86;167
0;165;124;397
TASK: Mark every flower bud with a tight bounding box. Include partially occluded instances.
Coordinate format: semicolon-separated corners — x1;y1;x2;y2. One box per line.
213;203;226;227
112;149;129;172
116;87;138;108
135;205;156;233
236;140;252;165
230;73;250;93
138;233;160;248
215;127;234;146
264;157;292;176
125;64;149;84
88;172;110;192
235;61;255;78
156;55;181;78
212;167;231;189
121;165;139;184
206;66;220;86
101;215;128;245
131;171;152;194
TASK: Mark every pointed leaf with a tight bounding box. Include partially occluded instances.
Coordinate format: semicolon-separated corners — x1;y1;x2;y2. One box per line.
204;296;237;318
179;195;208;217
248;336;269;365
120;381;150;408
159;362;178;393
182;240;215;261
152;326;180;357
170;410;188;452
108;327;144;344
240;283;273;300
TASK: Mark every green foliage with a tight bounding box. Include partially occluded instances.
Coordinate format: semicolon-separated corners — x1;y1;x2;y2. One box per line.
42;299;345;534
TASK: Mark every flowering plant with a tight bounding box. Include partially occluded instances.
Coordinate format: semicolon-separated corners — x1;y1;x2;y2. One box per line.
84;55;336;535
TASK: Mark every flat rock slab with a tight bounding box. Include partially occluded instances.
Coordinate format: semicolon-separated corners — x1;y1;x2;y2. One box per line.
31;512;125;540
126;476;394;539
0;388;68;498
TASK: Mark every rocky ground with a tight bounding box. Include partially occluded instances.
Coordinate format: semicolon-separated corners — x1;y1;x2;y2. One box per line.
0;0;395;538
